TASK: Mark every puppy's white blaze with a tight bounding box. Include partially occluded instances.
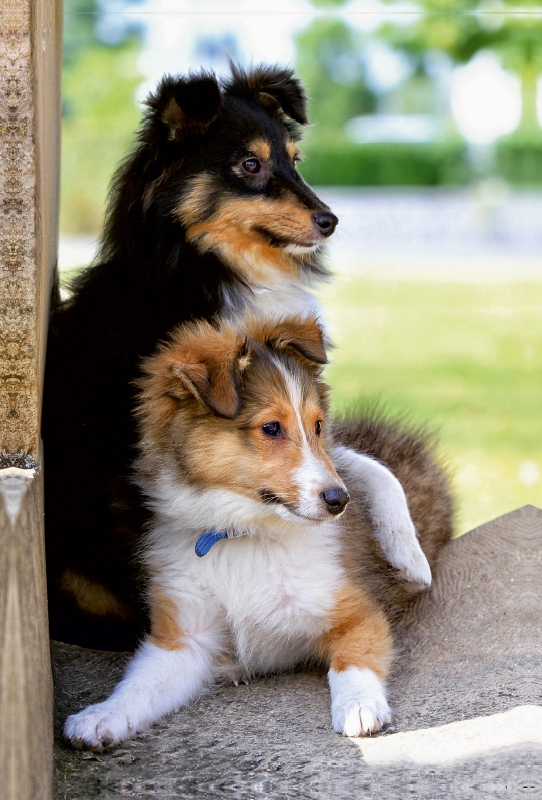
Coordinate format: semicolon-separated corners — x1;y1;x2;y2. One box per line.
279;364;321;515
293;446;339;518
277;364;344;519
328;667;391;737
64;639;216;750
332;445;432;589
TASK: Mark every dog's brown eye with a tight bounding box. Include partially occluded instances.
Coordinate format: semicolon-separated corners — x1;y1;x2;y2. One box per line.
243;158;261;174
315;420;322;436
262;421;281;437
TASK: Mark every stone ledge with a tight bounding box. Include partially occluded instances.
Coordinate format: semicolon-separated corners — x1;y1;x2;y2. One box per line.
53;506;542;799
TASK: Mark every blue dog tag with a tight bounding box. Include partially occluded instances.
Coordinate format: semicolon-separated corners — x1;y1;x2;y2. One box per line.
195;530;228;557
195;528;249;557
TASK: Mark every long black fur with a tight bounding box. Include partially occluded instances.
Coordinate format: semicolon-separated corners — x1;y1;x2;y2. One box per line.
43;66;333;650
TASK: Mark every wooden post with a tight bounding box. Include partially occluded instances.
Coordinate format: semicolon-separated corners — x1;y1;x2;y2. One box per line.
0;1;62;799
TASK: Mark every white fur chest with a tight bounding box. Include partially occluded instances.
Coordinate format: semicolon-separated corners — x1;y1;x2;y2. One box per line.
210;527;343;673
148;511;345;676
222;268;328;335
249;281;325;325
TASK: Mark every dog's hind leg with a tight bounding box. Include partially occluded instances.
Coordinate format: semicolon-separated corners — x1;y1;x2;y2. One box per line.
332;444;432;591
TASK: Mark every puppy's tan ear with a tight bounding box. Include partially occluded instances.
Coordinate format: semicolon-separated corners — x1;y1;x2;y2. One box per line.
250;316;328;367
165;323;245;419
170;356;241;419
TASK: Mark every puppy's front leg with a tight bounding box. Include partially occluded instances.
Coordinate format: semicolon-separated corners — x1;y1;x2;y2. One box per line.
316;588;393;737
64;598;220;751
333;444;431;590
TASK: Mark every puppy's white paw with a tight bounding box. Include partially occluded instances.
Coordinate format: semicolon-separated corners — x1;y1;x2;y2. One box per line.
64;701;142;751
329;667;391;737
373;509;432;591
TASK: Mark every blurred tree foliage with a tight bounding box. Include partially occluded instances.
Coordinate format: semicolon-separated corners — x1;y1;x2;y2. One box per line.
295;12;377;144
296;0;542;184
61;0;143;234
379;0;542;135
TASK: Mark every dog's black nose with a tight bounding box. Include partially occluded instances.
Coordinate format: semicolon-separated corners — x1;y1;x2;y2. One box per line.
313;212;338;238
322;487;349;515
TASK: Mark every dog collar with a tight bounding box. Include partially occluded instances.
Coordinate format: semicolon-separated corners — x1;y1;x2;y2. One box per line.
195;529;248;557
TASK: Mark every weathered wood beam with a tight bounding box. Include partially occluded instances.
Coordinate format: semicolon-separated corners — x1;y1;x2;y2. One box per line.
0;0;61;464
0;468;52;800
0;1;62;799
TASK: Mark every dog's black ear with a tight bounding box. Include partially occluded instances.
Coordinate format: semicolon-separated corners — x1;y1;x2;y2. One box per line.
227;64;308;125
147;73;222;142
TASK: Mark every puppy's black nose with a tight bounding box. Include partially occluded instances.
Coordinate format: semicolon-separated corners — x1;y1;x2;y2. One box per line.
313;212;338;238
322;487;349;515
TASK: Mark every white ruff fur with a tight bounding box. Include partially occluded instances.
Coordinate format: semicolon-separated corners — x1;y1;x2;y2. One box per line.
143;466;346;676
220;248;329;331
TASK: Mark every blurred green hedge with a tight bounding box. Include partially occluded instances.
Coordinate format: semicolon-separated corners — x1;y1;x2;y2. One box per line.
495;139;542;185
299;140;542;187
299;142;469;187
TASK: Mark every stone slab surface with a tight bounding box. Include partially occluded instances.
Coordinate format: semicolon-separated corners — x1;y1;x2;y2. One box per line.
53;506;541;799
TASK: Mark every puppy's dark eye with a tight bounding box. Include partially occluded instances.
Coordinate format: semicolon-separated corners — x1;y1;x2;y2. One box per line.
262;422;281;437
315;420;322;436
242;158;261;174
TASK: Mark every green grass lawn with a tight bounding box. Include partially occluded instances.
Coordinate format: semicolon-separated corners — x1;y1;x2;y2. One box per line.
320;275;542;535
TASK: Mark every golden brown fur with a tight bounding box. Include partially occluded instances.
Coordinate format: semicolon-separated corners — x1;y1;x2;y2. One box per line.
136;315;340;514
179;193;319;280
315;587;394;678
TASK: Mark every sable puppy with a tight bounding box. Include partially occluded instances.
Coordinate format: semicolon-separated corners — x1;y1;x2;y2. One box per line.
44;65;430;650
64;315;452;751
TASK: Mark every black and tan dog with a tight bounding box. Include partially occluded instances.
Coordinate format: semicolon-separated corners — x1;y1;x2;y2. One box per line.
44;65;433;650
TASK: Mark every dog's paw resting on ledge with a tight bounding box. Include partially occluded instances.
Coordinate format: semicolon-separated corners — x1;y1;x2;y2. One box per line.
329;668;392;737
63;314;452;750
65;702;137;752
